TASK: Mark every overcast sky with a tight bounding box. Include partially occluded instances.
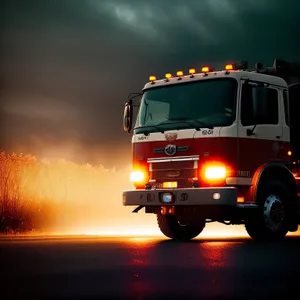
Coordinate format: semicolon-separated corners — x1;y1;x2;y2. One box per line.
1;0;300;165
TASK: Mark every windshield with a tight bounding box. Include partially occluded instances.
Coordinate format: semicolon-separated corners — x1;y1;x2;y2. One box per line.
135;78;238;134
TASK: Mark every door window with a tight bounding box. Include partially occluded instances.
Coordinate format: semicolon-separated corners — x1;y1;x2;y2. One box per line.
241;84;279;126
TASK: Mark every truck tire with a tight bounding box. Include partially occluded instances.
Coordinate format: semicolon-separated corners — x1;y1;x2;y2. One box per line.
245;179;290;241
157;213;205;241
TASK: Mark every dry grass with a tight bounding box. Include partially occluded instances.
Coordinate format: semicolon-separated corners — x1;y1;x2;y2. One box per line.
0;152;132;234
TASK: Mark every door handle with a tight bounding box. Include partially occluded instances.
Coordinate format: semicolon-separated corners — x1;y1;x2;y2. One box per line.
276;136;281;139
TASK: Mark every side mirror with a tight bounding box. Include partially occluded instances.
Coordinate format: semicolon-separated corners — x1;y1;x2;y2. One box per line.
123;101;133;133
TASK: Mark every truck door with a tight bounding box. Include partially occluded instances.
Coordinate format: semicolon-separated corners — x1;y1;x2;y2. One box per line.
238;80;287;177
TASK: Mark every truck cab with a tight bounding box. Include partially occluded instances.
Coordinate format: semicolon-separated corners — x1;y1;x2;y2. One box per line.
122;59;300;241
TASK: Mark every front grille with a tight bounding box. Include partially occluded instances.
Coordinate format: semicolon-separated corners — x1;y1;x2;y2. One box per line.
148;157;198;188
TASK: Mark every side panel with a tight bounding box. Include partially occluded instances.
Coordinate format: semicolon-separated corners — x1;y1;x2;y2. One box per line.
237;81;290;177
237;138;290;176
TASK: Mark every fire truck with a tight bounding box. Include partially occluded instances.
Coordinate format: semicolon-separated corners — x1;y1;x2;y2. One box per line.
122;59;300;241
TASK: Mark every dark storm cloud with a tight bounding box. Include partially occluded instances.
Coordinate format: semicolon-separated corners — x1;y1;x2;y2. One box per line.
1;0;300;165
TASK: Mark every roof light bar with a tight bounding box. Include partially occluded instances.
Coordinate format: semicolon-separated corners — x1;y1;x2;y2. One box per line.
225;64;234;71
149;75;156;81
176;70;184;77
146;60;251;83
165;73;172;80
201;66;210;73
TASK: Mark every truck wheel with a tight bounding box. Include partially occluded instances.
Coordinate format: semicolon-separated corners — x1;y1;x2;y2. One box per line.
245;180;290;241
157;213;205;241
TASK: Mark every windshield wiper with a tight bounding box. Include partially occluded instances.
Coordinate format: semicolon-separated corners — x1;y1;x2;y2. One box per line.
134;124;165;136
159;119;214;130
135;119;213;136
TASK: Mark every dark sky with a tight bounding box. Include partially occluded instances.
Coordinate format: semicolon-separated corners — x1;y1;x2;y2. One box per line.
1;0;300;166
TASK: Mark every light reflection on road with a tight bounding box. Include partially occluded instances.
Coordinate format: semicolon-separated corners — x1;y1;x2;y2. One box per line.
124;236;247;299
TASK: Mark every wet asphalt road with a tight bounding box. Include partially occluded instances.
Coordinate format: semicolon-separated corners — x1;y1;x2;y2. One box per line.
1;235;300;300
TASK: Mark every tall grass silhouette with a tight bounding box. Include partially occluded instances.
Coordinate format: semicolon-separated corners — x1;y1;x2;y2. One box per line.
0;152;137;234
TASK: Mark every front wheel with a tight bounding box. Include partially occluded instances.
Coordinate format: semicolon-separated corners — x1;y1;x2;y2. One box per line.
157;213;205;241
245;180;290;241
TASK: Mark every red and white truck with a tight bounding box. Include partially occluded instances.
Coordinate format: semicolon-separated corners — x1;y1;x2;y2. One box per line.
122;59;300;241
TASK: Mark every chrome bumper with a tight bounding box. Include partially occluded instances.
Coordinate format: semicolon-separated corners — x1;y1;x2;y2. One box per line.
122;187;255;207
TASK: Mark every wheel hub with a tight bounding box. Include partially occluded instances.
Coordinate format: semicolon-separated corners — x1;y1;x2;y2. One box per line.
263;194;285;232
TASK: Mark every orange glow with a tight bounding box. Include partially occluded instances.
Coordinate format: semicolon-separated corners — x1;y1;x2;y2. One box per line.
80;226;251;239
165;73;172;79
0;152;270;239
225;64;234;70
205;166;226;180
237;196;245;203
288;150;292;156
0;152;140;234
200;242;232;268
201;66;210;73
200;161;232;186
176;70;184;77
189;68;196;75
130;170;146;183
161;206;175;215
149;75;156;81
162;181;177;188
130;166;148;188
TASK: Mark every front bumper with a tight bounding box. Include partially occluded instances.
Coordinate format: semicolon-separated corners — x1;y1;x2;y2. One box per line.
123;187;244;206
123;187;258;221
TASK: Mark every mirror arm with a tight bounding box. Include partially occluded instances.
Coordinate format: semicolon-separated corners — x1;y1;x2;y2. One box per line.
247;124;257;136
126;99;132;106
128;93;142;102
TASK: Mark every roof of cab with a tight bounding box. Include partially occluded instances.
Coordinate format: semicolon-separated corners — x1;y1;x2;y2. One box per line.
143;70;288;90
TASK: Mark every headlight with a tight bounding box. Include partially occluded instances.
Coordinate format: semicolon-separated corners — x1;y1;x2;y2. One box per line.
130;170;146;183
204;166;226;180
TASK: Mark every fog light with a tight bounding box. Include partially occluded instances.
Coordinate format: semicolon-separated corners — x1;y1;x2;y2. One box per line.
212;192;221;200
205;166;226;180
163;193;173;203
237;196;245;203
130;170;145;183
160;192;175;203
162;181;178;188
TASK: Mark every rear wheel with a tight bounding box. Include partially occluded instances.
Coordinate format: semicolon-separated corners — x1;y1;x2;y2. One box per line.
245;180;290;241
157;213;205;241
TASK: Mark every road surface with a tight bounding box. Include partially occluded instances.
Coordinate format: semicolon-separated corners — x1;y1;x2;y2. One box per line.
1;235;299;299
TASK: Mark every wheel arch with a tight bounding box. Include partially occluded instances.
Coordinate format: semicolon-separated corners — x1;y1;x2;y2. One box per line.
249;162;298;221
